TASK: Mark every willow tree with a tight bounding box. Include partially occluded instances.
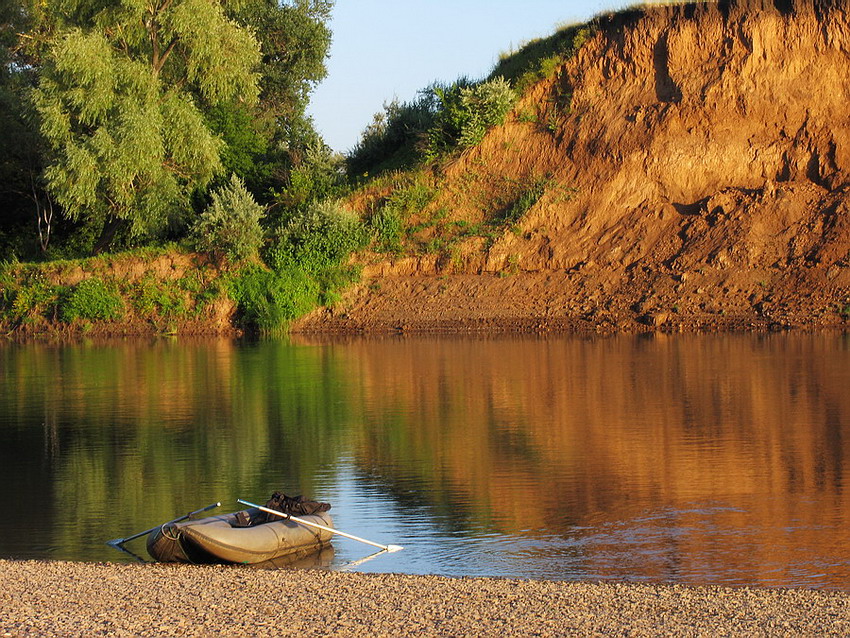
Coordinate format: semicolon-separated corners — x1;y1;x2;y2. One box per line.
31;0;262;250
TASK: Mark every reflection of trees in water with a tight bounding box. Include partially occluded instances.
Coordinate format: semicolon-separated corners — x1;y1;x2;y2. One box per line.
0;339;354;561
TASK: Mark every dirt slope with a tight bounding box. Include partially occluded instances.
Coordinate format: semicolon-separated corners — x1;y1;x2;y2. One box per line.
295;0;850;334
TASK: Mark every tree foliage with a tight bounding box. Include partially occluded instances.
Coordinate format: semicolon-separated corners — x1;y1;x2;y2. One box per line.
0;0;46;256
30;0;262;249
235;0;332;121
218;0;334;203
0;0;336;257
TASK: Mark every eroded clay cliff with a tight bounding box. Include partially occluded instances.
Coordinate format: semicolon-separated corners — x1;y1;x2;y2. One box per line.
296;0;850;333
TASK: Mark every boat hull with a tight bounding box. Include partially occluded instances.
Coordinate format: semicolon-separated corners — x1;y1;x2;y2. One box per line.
146;508;334;564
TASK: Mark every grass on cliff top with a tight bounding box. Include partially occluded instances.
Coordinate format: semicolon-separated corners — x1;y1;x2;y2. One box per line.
490;22;594;94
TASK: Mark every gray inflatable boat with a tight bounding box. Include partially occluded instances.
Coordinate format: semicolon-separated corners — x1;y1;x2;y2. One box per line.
147;507;334;564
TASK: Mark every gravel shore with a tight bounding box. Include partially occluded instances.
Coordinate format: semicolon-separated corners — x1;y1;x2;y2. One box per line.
1;561;849;636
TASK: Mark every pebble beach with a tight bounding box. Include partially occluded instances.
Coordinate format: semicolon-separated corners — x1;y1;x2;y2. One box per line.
1;560;849;636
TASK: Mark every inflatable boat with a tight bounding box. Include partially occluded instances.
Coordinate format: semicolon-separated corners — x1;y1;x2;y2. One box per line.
146;506;334;564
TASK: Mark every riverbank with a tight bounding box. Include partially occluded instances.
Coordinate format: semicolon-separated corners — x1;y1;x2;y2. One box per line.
1;560;848;637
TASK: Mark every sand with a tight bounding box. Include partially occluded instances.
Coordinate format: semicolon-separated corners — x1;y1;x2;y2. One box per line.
1;560;848;636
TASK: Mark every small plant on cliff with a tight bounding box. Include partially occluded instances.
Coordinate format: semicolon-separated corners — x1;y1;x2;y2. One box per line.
369;208;404;254
60;278;124;323
190;174;265;263
501;178;548;224
366;178;436;254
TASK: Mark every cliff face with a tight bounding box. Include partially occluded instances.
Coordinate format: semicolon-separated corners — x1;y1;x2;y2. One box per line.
297;0;850;333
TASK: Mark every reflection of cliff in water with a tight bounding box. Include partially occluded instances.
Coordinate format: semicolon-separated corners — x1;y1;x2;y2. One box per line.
344;334;850;584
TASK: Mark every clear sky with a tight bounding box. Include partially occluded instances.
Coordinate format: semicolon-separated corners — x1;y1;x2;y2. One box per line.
307;1;630;153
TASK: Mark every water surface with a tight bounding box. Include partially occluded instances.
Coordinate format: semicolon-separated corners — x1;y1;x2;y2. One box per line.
1;333;849;588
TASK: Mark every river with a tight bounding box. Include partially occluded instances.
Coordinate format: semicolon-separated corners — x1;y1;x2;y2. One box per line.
1;333;849;588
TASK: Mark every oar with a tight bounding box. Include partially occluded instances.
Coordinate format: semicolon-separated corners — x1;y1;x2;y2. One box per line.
339;547;390;570
106;502;221;547
237;499;403;553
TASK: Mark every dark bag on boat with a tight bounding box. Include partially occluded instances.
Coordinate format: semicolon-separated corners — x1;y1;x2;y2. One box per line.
258;492;331;524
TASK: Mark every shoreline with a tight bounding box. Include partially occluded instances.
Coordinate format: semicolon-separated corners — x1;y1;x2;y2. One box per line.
3;314;849;342
1;560;849;636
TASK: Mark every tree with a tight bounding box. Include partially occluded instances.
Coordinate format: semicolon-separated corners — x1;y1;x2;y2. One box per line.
0;0;48;257
215;0;334;205
30;0;262;252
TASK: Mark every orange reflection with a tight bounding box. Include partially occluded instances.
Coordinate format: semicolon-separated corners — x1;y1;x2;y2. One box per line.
344;333;850;586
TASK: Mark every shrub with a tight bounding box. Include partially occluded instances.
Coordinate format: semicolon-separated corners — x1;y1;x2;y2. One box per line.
426;77;516;158
0;267;62;323
366;178;436;254
369;207;404;253
347;94;439;178
276;137;348;213
229;264;320;333
133;276;188;318
190;174;265;263
230;200;368;333
267;200;368;273
60;278;124;323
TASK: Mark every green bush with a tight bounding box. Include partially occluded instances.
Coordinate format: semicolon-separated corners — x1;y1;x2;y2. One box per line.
366;178;436;254
347;95;438;178
190;174;265;263
275;137;348;213
267;200;368;273
133;276;188;318
229;199;368;333
60;278;124;323
229;264;320;333
369;207;404;253
0;266;62;323
348;76;516;173
426;77;516;158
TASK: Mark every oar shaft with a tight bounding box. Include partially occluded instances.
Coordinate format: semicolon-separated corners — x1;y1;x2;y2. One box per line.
237;499;393;551
111;502;221;545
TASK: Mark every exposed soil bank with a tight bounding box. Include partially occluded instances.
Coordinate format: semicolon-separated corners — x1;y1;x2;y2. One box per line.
1;560;849;637
292;272;850;335
295;1;850;336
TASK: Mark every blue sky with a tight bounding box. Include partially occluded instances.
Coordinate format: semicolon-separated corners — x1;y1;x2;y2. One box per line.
308;1;629;152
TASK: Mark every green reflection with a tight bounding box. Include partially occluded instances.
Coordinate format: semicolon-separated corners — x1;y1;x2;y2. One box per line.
0;338;355;561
